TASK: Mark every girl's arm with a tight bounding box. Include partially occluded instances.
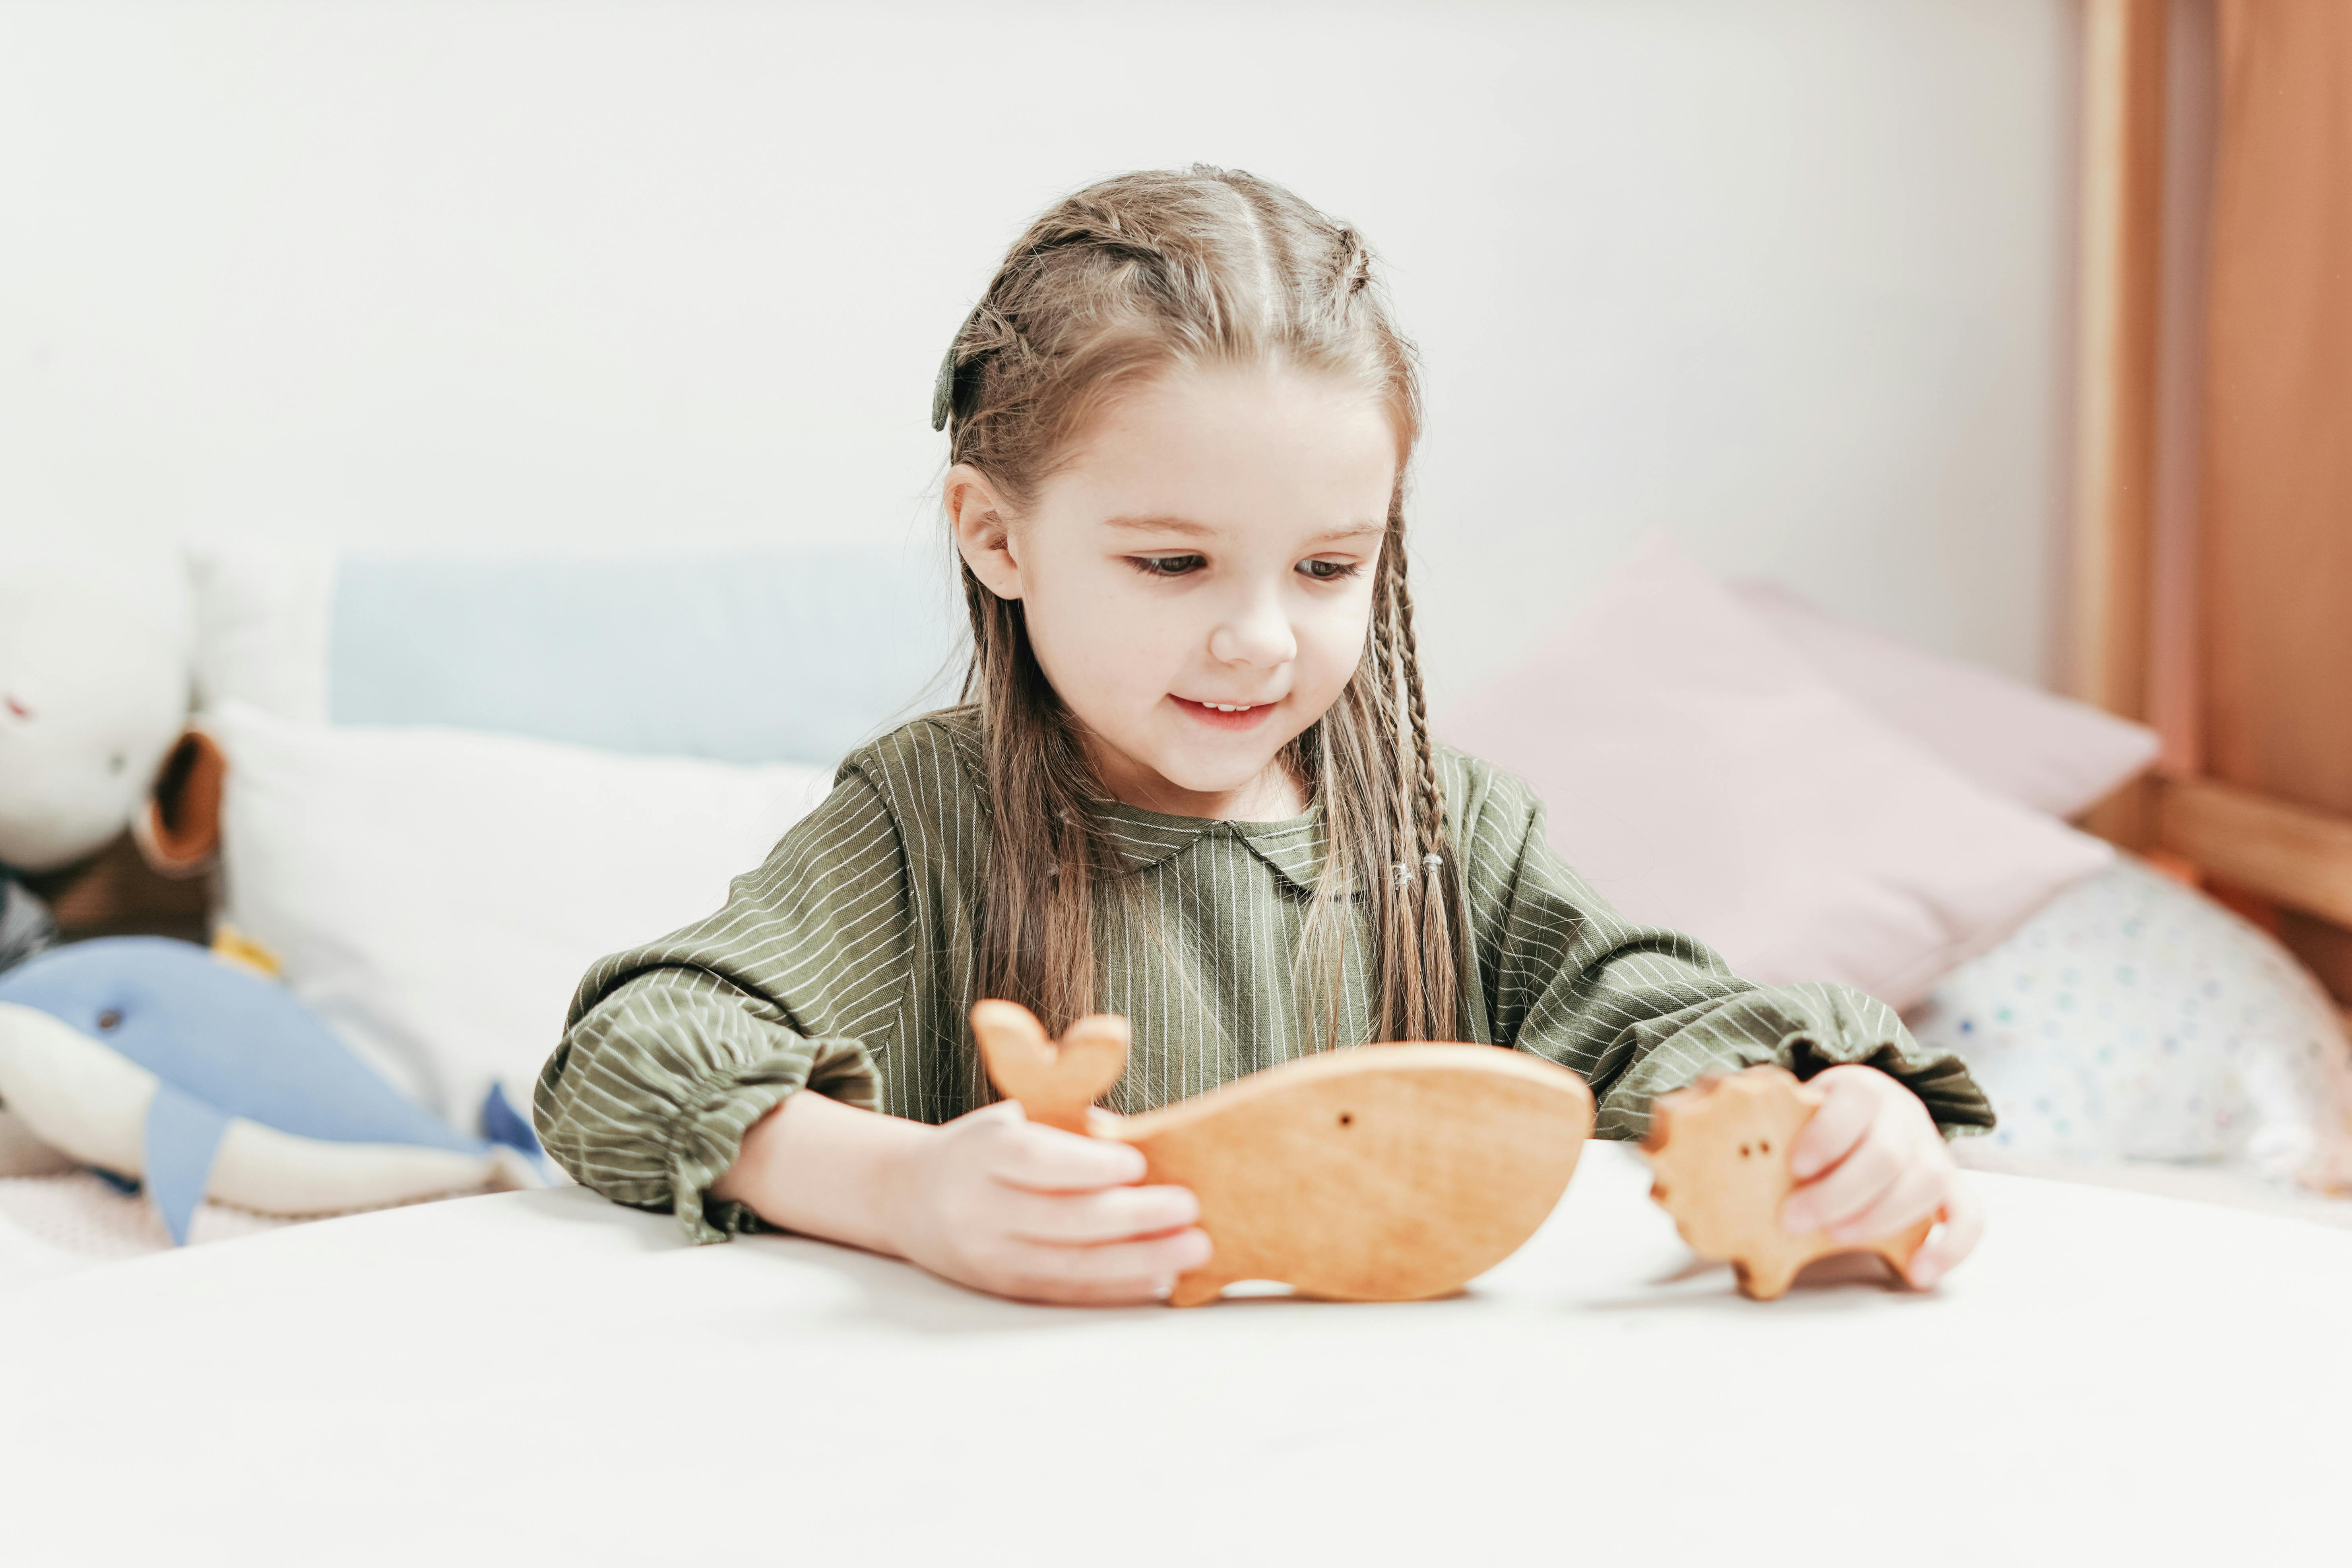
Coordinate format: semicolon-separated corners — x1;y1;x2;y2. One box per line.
1454;757;1989;1284
537;764;1208;1302
712;1090;1209;1303
534;770;911;1245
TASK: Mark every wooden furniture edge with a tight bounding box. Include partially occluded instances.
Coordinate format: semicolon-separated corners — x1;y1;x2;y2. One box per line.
2065;2;2352;957
2069;0;2168;849
2152;777;2352;932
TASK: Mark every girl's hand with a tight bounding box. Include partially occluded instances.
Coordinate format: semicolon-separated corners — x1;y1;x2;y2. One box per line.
882;1102;1210;1305
1778;1064;1984;1289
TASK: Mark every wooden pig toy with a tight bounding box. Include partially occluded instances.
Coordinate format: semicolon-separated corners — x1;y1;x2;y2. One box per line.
969;1000;1594;1306
1643;1065;1933;1300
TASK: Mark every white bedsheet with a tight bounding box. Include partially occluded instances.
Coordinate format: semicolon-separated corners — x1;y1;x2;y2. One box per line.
2;1144;2344;1564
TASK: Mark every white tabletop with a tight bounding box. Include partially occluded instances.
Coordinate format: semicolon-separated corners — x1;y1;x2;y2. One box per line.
3;1145;2344;1566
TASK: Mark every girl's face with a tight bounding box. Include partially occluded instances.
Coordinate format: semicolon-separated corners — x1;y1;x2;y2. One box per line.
948;361;1398;820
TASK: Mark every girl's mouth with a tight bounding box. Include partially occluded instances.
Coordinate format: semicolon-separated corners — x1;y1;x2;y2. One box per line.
1171;695;1279;731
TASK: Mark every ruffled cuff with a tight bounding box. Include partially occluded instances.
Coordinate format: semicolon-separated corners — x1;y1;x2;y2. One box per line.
1774;1031;1995;1138
664;1035;880;1244
1593;983;1995;1142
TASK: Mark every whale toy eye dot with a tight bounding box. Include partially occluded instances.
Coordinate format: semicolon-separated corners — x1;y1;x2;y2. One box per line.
97;1010;122;1031
1338;1111;1353;1128
108;752;126;775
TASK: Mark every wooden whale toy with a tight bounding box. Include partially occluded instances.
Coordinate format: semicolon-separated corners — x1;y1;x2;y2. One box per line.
968;1000;1594;1306
1643;1065;1932;1301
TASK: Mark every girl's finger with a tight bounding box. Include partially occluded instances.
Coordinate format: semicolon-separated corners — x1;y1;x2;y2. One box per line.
1026;1275;1184;1308
1827;1160;1945;1246
1789;1077;1877;1180
980;1120;1148;1192
1906;1178;1986;1289
997;1182;1200;1244
1001;1226;1213;1289
1780;1125;1899;1234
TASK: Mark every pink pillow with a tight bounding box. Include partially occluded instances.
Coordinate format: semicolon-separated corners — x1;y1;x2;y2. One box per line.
1439;538;2111;1009
1728;578;2157;819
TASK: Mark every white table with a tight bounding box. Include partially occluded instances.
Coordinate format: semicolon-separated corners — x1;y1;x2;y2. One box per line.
4;1146;2344;1566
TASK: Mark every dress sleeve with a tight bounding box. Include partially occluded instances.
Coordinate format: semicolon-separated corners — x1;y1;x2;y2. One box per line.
533;768;910;1243
1457;762;1994;1142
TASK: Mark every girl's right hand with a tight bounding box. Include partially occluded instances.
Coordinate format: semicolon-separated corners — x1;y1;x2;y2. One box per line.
882;1101;1210;1305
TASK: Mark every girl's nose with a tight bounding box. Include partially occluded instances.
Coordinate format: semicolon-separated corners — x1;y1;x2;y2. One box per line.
1208;591;1297;668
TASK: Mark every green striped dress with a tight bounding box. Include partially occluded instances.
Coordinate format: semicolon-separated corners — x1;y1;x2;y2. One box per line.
535;707;1991;1242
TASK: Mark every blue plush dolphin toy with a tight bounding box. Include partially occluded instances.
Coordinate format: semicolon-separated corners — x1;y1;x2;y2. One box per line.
0;937;540;1242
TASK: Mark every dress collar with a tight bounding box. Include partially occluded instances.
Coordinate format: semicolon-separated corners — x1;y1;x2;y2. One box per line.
1087;798;1331;895
935;709;1336;895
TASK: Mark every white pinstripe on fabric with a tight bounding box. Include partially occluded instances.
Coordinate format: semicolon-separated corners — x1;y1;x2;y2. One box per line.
535;707;1991;1242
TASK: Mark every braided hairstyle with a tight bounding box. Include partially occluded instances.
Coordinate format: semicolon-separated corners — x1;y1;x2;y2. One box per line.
936;165;1464;1045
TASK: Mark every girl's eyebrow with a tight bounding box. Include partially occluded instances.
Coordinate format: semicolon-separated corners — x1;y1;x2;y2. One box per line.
1102;515;1387;542
1103;514;1216;538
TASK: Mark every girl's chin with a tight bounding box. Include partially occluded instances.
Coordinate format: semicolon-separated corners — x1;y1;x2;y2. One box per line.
1138;746;1305;811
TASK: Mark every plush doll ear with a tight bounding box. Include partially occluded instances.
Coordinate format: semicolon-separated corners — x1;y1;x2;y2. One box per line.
132;729;226;879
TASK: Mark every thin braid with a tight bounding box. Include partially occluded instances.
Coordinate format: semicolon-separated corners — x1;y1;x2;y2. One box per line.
1388;546;1448;862
1388;540;1463;1039
1371;544;1413;845
1371;544;1422;1036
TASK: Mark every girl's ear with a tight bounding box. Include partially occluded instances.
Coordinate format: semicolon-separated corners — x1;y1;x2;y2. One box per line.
946;463;1024;601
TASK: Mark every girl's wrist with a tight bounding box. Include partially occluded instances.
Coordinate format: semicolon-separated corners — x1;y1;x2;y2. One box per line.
715;1089;931;1261
867;1116;930;1262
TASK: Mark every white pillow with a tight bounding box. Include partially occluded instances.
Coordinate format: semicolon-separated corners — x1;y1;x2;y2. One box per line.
1728;578;2159;819
1439;536;2112;1010
185;541;335;724
212;702;833;1131
1908;855;2352;1187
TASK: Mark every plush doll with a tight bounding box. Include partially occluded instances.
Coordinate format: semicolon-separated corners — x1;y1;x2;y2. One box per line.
0;551;195;1167
0;938;537;1242
0;552;195;884
0;550;536;1239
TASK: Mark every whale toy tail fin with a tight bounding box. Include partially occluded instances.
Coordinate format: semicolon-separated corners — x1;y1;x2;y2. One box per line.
479;1082;547;1168
0;879;58;977
144;1084;233;1246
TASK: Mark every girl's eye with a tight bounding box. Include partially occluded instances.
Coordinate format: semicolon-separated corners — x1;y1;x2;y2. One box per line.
1297;558;1361;581
1129;554;1206;578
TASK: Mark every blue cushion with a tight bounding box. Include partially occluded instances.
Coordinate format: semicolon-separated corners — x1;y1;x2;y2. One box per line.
328;547;963;766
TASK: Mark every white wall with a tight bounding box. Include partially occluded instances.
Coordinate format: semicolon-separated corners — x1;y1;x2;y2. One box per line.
0;0;2077;698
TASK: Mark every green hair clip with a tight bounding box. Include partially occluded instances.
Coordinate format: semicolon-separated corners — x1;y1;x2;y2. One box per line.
930;340;959;433
933;302;991;433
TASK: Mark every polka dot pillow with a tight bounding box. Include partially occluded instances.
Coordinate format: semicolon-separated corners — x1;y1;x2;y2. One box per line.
1906;854;2352;1186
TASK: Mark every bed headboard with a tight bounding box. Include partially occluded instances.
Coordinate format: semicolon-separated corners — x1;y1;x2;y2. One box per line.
2071;0;2352;996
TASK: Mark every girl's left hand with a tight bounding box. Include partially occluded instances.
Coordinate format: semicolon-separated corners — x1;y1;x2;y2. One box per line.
1778;1064;1984;1289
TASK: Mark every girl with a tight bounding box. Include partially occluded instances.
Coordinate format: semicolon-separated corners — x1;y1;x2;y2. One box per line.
536;166;1991;1304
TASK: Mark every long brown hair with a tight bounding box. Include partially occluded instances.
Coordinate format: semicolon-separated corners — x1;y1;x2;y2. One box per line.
935;165;1463;1045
